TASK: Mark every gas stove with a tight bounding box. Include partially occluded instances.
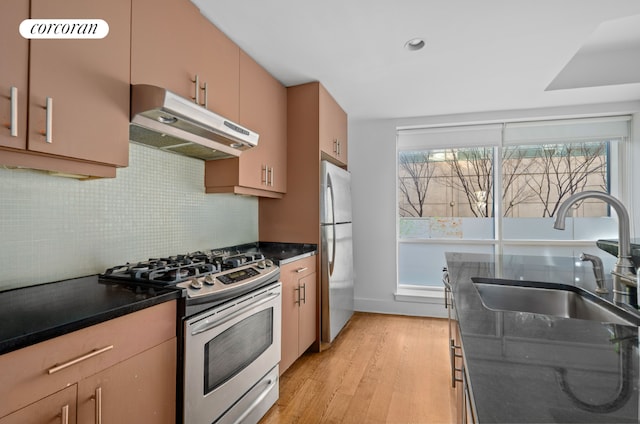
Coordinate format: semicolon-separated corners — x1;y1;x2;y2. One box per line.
101;249;279;306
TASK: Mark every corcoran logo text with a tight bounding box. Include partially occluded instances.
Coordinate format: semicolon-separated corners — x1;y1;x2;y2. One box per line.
19;19;109;39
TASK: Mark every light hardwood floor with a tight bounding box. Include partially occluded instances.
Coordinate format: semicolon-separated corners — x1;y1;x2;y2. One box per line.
260;312;452;424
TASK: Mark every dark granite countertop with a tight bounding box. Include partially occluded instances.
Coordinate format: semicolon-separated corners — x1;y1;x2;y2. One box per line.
597;238;640;266
0;242;314;357
446;252;639;423
228;241;317;265
0;275;183;355
258;242;317;265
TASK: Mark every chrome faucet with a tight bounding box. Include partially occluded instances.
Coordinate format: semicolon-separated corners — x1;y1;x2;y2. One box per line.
553;191;636;304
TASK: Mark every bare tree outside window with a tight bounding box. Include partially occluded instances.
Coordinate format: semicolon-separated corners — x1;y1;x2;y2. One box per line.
398;141;609;220
398;151;436;217
445;148;493;217
502;147;538;217
520;142;608;217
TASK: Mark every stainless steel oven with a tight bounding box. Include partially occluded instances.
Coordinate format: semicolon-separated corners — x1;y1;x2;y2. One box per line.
183;281;281;424
101;248;282;424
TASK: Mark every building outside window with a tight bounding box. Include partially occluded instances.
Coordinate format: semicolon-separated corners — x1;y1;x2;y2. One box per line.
396;116;631;291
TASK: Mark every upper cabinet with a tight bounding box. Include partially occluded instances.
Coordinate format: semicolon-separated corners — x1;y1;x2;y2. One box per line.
133;0;287;197
131;0;239;121
258;81;348;244
0;0;28;152
0;0;131;178
204;51;287;198
319;84;348;166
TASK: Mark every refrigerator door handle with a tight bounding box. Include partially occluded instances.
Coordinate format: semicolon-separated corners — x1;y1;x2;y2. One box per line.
327;174;336;276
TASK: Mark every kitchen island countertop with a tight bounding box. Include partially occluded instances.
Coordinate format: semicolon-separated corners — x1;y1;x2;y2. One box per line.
446;251;638;423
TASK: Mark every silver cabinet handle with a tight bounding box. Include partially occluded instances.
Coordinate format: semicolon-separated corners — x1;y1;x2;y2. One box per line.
201;81;208;109
261;164;268;185
45;97;53;143
268;166;274;186
337;139;341;156
192;74;200;105
333;139;338;154
295;267;308;273
60;404;69;424
450;339;463;388
301;283;306;304
93;387;102;424
48;345;114;374
10;86;18;137
444;286;451;309
294;285;301;305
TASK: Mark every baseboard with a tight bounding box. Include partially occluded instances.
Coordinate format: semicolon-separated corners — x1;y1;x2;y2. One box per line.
354;297;448;318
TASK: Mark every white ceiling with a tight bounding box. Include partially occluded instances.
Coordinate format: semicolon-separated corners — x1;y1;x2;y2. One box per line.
192;0;640;120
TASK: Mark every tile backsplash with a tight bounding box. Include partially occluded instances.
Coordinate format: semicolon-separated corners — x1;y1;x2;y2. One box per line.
0;144;258;291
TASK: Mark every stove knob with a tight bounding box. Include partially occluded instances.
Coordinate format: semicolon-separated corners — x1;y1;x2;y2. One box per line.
190;279;203;290
204;275;216;285
257;260;266;269
265;259;274;268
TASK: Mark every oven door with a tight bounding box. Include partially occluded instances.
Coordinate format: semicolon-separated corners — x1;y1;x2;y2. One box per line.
183;282;282;424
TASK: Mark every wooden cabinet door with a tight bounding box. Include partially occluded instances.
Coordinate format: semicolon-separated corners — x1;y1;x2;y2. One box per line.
77;338;177;424
238;50;287;193
279;262;301;374
0;0;28;150
451;321;465;424
319;84;348;165
0;385;77;424
132;0;240;121
131;0;203;107
279;256;317;375
198;19;240;121
27;0;130;167
298;272;317;354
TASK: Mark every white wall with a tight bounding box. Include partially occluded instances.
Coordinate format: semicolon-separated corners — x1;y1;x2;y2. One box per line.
349;100;640;318
0;144;258;291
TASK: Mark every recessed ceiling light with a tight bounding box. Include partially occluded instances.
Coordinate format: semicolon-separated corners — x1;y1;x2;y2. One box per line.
404;38;425;51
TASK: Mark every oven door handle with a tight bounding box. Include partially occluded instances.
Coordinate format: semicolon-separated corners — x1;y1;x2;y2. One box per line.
190;292;280;336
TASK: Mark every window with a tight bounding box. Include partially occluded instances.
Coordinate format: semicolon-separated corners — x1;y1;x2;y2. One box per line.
397;116;631;289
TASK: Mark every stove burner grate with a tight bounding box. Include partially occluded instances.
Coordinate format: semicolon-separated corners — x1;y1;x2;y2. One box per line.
101;250;265;285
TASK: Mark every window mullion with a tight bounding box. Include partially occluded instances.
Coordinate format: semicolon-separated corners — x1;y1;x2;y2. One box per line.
493;144;503;257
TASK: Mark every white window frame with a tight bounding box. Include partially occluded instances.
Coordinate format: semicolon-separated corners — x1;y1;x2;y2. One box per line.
395;116;632;300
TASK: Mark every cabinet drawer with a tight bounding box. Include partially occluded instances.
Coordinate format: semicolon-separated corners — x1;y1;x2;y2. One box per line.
281;255;316;279
0;301;176;417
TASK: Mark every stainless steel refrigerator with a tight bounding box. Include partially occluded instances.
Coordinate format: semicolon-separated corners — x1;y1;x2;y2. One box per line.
320;160;354;344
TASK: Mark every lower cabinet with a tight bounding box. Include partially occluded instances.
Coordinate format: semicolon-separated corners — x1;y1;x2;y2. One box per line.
76;339;176;424
445;277;475;424
451;322;475;424
280;255;317;374
0;301;177;424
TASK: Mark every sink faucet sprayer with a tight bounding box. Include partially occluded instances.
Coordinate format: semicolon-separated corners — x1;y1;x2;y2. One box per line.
553;191;636;305
579;252;608;294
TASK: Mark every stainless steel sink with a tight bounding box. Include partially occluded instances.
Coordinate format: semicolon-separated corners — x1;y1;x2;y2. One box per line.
471;277;640;326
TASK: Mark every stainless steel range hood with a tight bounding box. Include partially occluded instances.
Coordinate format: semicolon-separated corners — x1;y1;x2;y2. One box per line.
129;84;259;160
